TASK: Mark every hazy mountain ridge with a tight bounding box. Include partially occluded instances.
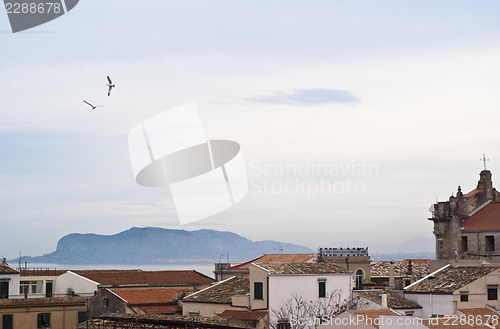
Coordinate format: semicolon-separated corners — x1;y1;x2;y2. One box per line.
12;227;435;264
12;227;314;264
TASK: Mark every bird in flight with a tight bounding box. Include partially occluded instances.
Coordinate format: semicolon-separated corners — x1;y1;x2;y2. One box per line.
83;100;103;110
106;76;115;96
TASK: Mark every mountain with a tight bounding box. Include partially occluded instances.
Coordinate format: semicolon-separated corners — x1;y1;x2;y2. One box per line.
11;227;313;264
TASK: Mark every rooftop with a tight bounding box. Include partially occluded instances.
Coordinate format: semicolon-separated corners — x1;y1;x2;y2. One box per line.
85;313;247;329
254;262;350;275
229;254;315;269
183;277;249;304
71;269;214;286
0;296;86;308
110;286;195;305
458;308;500;329
349;309;399;329
218;310;267;321
405;265;500;294
354;290;422;309
463;202;500;232
139;305;180;314
370;259;430;279
0;264;18;274
422;317;494;328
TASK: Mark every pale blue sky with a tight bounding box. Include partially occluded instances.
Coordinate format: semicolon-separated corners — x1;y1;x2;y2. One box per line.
1;1;500;260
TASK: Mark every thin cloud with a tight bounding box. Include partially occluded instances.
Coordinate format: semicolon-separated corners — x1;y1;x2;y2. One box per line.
246;88;360;106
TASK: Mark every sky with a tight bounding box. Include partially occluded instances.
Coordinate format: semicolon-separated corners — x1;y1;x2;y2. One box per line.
1;1;500;260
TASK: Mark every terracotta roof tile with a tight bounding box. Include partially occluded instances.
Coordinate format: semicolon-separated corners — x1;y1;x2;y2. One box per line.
94;313;241;327
355;290;422;309
72;270;214;286
110;287;195;305
230;254;315;269
463;202;500;232
349;309;399;328
370;259;430;280
139;305;180;314
183;277;249;304
463;189;483;198
0;296;86;307
0;264;18;274
255;262;350;275
459;307;500;328
219;310;267;321
422;317;493;328
405;265;500;294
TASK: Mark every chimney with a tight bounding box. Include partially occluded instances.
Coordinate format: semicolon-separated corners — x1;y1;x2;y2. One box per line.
381;292;388;308
407;259;413;275
389;262;395;288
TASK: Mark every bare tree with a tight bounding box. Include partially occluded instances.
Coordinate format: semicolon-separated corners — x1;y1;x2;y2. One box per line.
269;291;369;329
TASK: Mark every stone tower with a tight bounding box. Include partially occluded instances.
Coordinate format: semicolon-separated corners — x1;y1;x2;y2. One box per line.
429;170;500;260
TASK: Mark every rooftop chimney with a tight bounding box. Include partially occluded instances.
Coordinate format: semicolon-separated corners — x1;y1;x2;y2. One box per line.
381;292;388;308
389;262;395;288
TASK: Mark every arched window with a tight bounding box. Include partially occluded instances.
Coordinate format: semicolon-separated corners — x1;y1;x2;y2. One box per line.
355;269;364;289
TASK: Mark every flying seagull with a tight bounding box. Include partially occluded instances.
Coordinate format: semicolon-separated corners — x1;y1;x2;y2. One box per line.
83;100;103;110
106;76;115;96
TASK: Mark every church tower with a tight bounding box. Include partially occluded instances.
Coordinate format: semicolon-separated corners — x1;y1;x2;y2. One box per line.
429;170;500;260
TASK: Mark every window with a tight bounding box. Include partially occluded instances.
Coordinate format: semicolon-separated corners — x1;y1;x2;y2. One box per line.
486;236;495;252
318;280;326;298
37;313;50;328
277;319;290;329
0;281;9;299
78;311;87;323
488;287;498;300
254;282;263;300
103;297;109;308
20;281;42;295
45;281;53;298
405;311;414;316
2;314;13;329
460;236;468;252
355;269;364;289
460;294;468;302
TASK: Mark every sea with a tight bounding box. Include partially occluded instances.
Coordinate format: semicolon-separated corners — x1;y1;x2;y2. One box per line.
25;263;217;279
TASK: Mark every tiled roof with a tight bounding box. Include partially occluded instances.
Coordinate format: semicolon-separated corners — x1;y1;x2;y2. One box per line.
422;317;493;328
110;287;195;305
371;259;430;280
20;269;67;277
139;305;180;314
72;270;214;286
0;296;86;307
349;309;399;329
405;265;500;294
0;264;18;274
463;202;500;232
255;262;350;275
182;277;249;304
219;310;267;321
93;313;245;329
354;290;422;309
230;254;315;269
463;189;483;198
459;308;500;329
